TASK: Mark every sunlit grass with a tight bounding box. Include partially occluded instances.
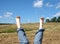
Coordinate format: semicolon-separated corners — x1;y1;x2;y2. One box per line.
0;22;60;44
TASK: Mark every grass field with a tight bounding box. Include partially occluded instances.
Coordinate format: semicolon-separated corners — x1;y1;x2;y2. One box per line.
0;22;60;44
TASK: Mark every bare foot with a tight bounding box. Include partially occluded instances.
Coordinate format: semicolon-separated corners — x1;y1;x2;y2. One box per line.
16;16;21;28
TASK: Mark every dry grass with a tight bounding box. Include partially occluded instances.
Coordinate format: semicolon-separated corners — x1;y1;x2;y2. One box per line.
0;22;60;44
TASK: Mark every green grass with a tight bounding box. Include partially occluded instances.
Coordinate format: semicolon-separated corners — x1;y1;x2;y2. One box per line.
0;22;60;33
0;22;60;44
0;23;39;33
0;24;17;33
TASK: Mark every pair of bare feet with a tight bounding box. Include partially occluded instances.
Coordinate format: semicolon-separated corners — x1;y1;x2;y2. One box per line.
16;16;44;29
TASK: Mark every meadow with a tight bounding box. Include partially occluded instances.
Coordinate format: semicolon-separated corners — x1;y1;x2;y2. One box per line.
0;22;60;44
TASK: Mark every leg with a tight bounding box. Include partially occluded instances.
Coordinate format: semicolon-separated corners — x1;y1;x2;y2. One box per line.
34;29;44;44
34;17;45;44
17;28;29;44
16;16;29;44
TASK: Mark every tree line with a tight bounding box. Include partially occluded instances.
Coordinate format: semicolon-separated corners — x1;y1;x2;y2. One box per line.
46;16;60;22
0;23;13;25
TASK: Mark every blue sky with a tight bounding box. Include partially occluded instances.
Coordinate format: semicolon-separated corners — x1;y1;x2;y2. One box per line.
0;0;60;23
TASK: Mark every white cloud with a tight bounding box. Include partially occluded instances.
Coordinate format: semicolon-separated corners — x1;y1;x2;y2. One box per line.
53;12;60;17
0;12;14;23
4;12;13;17
45;3;53;7
46;17;52;20
0;12;13;18
46;17;50;19
33;0;43;8
33;1;60;9
56;3;60;9
0;16;3;18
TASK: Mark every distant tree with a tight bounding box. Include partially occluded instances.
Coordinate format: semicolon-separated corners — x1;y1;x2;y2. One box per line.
57;16;60;22
46;19;50;22
51;17;57;22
